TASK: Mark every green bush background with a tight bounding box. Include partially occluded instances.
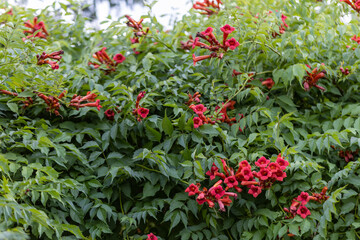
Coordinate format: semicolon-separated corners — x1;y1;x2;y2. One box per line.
0;0;360;239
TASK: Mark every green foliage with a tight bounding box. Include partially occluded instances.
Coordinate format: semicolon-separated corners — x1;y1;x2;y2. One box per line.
0;0;360;239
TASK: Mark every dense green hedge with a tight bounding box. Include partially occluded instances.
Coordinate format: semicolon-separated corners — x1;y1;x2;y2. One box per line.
0;0;360;239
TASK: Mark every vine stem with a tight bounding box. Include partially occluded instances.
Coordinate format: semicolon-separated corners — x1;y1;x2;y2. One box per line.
119;193;130;240
356;231;360;239
278;203;286;215
253;41;282;57
226;229;234;240
146;34;175;53
119;191;124;215
240;40;281;57
214;75;253;118
214;70;273;118
136;164;161;173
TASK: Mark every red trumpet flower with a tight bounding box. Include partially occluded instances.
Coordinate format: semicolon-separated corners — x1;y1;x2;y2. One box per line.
23;17;49;40
192;0;222;16
340;0;360;13
89;47;125;74
303;64;326;91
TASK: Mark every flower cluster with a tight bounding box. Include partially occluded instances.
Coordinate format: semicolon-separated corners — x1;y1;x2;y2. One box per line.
244;155;289;197
231;72;274;89
35;91;66;116
185;179;238;212
88;47;125;74
271;14;289;38
125;15;148;37
147;233;157;240
0;90;33;109
339;149;359;162
185;92;201;106
23;17;49;40
104;106;121;121
340;66;350;75
1;89;102;116
261;78;275;89
69;92;102;111
284;187;329;219
132;91;149;121
104;109;115;120
2;8;13;16
340;0;360;13
190;103;215;128
180;36;194;50
125;15;149;54
215;100;243;129
36;50;64;69
188;96;245;130
192;25;239;65
192;0;222;16
351;34;360;44
186;156;288;211
304;64;326;91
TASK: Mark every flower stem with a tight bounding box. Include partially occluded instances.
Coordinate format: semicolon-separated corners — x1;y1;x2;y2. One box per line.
214;74;253;117
253;41;282;57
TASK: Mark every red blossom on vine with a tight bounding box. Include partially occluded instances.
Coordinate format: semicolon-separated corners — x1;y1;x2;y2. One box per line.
339;149;359;162
23;17;49;40
281;14;289;28
185;183;200;196
276;155;290;170
125;15;149;37
180;35;194;50
248;185;262;198
187;155;288;211
5;8;13;15
89;47;125;74
261;78;275;89
113;53;126;63
192;54;214;66
225;37;240;50
220;24;235;44
186;92;201;105
255;156;270;168
192;0;222;16
284;186;329;219
147;233;158;240
69;91;102;111
192;25;237;65
104;109;115;120
193;116;203;128
138;107;149;118
37;50;64;69
340;0;360;13
132;91;149;121
206;163;220;180
304;64;326;91
297;205;311;218
296;192;310;205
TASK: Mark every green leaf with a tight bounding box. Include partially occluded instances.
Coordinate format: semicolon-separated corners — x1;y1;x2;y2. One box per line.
111;123;118;140
199;124;218;135
301;219;311;234
141;182;160;199
178;113;186;130
340;202;355;215
60;224;85;238
7;102;18;114
293;64;305;83
145;125;162;142
162;113;174;136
